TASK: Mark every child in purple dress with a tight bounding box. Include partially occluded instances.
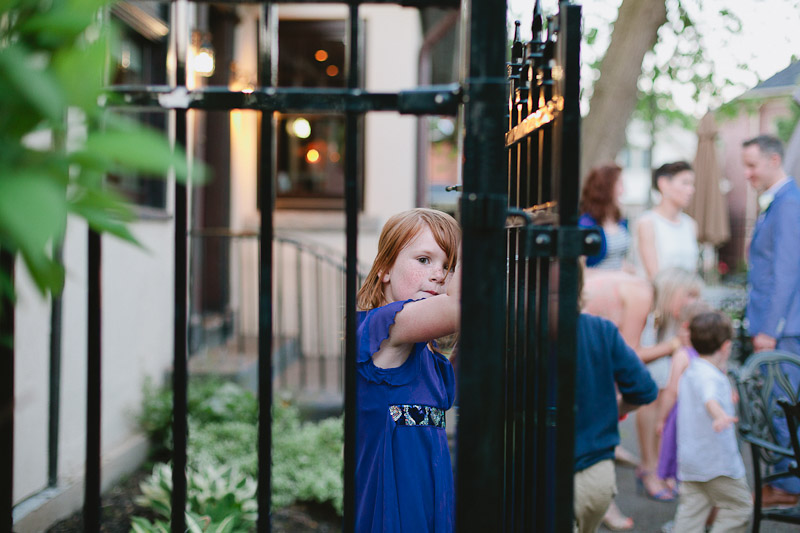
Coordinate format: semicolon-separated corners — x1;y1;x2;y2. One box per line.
355;208;461;532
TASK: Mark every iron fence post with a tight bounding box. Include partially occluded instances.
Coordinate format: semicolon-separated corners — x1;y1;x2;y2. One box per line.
257;4;277;530
343;3;362;531
84;229;102;532
1;249;14;533
170;1;189;530
552;4;582;532
456;0;509;530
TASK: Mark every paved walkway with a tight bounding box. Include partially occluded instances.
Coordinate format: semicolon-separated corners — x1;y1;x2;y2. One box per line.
609;414;797;532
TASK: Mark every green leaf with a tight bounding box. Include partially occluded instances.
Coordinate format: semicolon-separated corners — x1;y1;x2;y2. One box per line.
51;26;110;111
90;114;210;184
185;512;207;533
0;174;67;247
0;44;65;122
68;188;139;245
0;173;67;294
18;252;65;295
84;128;186;181
212;515;235;533
130;516;163;533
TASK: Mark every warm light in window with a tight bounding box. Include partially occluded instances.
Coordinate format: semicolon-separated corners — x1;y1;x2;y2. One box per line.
292;118;311;139
191;31;215;77
315;49;328;62
194;49;215;76
326;65;339;77
306;149;320;163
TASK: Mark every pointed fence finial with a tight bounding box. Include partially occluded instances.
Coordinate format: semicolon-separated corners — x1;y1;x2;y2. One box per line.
532;0;544;43
512;20;523;61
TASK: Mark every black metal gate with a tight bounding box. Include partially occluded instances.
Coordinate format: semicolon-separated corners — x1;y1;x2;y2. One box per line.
2;0;602;531
457;2;599;531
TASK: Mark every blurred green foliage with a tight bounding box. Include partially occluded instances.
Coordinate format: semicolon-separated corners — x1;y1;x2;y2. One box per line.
0;0;205;311
137;378;344;520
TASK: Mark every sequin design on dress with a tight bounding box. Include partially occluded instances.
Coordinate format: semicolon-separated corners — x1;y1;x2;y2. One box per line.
389;404;445;428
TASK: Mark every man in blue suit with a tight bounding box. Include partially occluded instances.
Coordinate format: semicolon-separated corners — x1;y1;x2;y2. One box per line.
744;135;800;354
742;133;800;505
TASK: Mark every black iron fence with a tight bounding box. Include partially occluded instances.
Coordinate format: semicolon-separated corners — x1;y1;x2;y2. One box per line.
3;0;601;531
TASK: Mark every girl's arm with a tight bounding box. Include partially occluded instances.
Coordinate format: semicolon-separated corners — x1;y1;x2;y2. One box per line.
373;266;461;368
636;336;680;364
637;217;659;280
656;347;689;433
706;399;738;432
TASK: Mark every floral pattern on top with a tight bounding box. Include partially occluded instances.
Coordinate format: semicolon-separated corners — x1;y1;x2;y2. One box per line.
389;404;445;428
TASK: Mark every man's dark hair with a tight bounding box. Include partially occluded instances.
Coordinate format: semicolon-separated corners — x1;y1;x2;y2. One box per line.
689;311;733;356
652;161;693;190
743;134;784;160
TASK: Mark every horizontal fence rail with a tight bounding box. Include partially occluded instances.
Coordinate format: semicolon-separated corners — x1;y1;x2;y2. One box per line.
110;85;462;115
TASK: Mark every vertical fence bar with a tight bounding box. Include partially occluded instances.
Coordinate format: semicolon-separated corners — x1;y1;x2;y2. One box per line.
170;1;189;530
276;240;285;390
316;257;324;388
1;249;14;533
257;110;276;533
553;4;582;531
48;243;63;488
84;229;102;531
257;4;276;531
525;13;548;526
172;146;189;533
504;27;520;530
338;265;345;393
457;0;508;531
342;3;360;530
296;250;305;388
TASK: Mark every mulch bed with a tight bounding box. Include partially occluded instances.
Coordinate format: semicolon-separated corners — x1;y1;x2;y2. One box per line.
46;467;341;532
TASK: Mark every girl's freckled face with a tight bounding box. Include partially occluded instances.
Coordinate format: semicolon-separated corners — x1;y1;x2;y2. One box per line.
382;227;450;304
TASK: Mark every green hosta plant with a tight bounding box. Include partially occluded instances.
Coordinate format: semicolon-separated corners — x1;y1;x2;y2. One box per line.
138;378;259;459
133;463;257;533
136;379;345;517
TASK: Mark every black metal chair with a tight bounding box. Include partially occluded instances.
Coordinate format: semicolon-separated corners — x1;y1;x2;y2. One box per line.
731;350;800;532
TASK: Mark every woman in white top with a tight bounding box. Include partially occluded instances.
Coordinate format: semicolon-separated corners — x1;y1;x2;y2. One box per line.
633;161;700;502
635;161;699;280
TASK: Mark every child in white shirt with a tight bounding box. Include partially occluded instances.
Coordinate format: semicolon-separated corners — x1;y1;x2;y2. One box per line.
673;311;753;532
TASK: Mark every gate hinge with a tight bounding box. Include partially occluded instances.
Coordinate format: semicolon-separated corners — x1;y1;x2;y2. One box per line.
526;225;556;257
557;226;602;259
519;224;602;259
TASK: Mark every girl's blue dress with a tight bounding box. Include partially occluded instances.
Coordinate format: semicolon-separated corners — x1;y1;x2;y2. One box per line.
356;299;456;532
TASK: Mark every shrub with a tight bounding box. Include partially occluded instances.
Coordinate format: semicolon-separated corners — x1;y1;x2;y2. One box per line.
133;463;257;533
133;378;344;531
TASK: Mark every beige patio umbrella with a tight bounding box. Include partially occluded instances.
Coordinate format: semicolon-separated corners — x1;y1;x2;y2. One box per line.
687;112;730;246
783;87;800;184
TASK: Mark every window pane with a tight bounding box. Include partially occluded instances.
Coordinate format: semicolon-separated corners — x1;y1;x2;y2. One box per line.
276;19;354;208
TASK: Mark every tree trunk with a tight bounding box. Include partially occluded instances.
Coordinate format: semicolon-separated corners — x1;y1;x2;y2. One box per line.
580;0;667;181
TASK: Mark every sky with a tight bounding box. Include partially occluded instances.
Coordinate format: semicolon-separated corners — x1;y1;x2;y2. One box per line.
507;0;800;116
